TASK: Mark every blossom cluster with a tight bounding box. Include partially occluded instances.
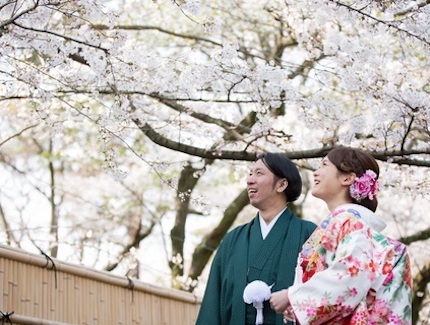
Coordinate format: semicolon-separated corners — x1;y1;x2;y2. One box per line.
349;170;379;201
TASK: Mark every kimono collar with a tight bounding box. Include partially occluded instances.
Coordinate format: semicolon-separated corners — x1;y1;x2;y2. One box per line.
335;203;386;232
258;207;287;239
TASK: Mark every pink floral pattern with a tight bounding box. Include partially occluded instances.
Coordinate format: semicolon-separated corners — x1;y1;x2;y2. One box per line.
288;207;412;324
349;170;379;201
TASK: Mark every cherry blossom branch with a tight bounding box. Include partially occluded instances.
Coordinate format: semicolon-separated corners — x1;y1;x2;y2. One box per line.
0;124;39;147
152;95;253;135
12;22;109;53
93;24;223;47
399;226;430;245
330;0;430;46
394;0;430;18
1;94;428;167
132;119;430;166
0;0;39;29
92;24;291;63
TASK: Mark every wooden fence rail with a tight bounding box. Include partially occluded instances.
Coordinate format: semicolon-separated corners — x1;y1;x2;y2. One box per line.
0;244;201;325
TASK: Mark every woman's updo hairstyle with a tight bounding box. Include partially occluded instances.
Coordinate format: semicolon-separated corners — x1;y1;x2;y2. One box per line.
327;147;380;212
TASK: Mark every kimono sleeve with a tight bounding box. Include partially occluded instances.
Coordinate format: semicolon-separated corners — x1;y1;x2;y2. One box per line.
195;244;224;325
288;216;379;324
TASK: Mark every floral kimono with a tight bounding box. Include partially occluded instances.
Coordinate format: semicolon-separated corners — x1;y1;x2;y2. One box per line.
288;204;412;325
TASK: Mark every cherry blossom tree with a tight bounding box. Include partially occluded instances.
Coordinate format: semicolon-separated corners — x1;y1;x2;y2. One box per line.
1;0;429;322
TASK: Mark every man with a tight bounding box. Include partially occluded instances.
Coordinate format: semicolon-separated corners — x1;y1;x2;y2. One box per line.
196;153;317;325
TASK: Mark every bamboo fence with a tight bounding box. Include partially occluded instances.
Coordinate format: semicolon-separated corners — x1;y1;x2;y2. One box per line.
0;244;201;325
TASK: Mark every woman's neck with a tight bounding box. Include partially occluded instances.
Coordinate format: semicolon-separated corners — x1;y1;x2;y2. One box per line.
326;198;352;212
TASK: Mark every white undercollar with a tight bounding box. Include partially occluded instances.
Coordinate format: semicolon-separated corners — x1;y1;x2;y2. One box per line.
259;207;287;239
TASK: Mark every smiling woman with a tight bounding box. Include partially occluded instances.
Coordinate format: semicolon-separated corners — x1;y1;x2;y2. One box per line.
270;147;412;324
323;147;380;212
0;0;429;322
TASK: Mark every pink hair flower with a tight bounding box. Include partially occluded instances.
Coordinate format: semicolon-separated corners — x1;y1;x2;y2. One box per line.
350;170;379;201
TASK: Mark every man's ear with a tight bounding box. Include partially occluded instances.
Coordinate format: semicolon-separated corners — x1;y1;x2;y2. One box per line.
341;173;356;186
277;178;288;192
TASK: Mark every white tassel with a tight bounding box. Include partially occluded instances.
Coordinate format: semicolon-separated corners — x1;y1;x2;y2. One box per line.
243;280;272;325
294;257;303;285
254;301;264;324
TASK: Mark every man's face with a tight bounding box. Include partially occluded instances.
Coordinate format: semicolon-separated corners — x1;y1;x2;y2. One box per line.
247;159;282;209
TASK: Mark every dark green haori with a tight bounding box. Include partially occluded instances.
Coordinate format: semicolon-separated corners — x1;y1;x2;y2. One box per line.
196;208;316;325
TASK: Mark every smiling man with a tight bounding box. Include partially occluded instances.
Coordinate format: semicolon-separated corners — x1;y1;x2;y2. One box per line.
196;153;317;325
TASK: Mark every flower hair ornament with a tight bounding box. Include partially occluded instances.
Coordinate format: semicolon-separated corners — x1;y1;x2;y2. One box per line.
349;169;379;201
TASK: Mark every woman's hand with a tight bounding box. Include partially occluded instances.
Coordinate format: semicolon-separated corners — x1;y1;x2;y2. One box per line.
269;289;290;314
283;306;296;324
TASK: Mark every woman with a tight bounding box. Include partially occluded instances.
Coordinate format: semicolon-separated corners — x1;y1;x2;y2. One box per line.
270;147;412;324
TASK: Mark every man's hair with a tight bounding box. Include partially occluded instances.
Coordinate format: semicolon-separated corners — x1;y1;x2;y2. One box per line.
256;152;302;202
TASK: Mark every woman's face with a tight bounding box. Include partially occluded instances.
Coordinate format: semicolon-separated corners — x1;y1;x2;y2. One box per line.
311;157;345;203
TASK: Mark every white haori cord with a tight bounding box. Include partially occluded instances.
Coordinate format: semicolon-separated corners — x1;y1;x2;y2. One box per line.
243;280;273;325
